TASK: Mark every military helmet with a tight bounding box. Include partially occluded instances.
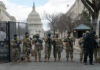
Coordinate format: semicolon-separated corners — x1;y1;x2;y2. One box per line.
47;32;51;36
86;31;89;34
36;34;39;36
67;31;71;34
33;34;36;38
25;32;29;35
36;34;40;36
55;32;59;35
14;34;17;37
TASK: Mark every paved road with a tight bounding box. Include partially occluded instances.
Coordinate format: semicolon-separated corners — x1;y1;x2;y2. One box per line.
0;48;100;70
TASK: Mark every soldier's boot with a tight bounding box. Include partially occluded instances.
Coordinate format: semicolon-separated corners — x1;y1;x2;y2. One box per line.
58;57;61;62
71;58;73;62
35;54;37;62
17;59;20;63
66;58;68;62
35;59;37;62
44;56;47;62
95;59;97;63
39;58;41;62
27;58;31;62
35;57;37;62
54;58;57;62
12;59;16;63
23;57;26;62
80;58;82;63
44;57;47;62
80;60;82;63
48;57;50;62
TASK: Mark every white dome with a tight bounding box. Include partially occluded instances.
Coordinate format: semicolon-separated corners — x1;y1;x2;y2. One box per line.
0;1;6;9
27;3;41;24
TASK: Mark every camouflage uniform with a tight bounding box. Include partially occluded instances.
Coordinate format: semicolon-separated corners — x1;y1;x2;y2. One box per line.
64;36;74;62
97;40;100;62
94;35;98;62
79;38;84;63
53;38;63;61
44;37;52;61
23;37;32;62
11;38;21;62
34;34;43;62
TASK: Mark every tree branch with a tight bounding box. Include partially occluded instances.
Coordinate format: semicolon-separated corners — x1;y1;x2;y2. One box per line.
86;0;94;10
81;0;94;15
97;1;100;10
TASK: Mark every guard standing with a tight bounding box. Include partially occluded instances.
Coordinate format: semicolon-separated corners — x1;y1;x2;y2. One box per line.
79;37;84;63
23;32;32;62
34;34;43;62
44;33;52;62
11;34;21;63
52;32;63;62
64;32;74;62
83;31;97;65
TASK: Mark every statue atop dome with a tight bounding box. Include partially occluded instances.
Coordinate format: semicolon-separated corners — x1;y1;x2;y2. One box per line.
33;2;35;11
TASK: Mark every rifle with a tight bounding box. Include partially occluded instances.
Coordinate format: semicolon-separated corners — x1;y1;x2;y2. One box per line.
67;38;73;49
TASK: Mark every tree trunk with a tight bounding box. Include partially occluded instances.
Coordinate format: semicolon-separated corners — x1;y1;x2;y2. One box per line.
92;11;99;31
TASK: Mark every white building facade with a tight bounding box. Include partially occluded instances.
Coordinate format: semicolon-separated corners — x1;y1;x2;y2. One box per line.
27;3;44;38
66;0;85;20
0;1;16;21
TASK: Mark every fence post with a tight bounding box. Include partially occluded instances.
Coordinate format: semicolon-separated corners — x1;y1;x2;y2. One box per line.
8;21;11;62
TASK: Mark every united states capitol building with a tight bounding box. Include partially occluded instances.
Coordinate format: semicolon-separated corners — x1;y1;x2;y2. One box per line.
27;3;44;38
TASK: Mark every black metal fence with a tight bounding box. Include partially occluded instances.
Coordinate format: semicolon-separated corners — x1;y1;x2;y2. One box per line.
0;21;28;62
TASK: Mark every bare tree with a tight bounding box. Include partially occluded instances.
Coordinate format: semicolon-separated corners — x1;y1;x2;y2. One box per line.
45;13;75;34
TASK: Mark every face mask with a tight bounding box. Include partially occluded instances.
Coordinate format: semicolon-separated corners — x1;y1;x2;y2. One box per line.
26;34;29;38
36;36;39;39
14;37;17;40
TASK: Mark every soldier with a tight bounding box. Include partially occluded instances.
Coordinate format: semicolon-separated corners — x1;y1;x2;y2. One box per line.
64;32;74;62
94;35;98;63
44;32;52;62
52;32;63;62
34;34;43;62
79;37;84;63
11;34;21;63
83;31;97;65
31;34;37;56
97;39;100;63
23;32;32;62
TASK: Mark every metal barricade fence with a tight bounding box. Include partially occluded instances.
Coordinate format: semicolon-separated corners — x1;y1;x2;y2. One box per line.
0;21;28;62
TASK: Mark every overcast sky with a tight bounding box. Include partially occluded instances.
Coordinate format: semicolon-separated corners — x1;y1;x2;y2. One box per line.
0;0;75;30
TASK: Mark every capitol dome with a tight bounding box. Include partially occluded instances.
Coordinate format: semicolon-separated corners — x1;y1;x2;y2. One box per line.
27;3;41;24
27;2;44;38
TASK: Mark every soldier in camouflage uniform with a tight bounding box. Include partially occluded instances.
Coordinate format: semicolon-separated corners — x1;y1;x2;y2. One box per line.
64;32;74;62
52;32;63;62
23;32;32;62
34;34;43;62
11;34;21;63
44;33;52;62
97;39;100;63
79;37;84;63
94;35;99;63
